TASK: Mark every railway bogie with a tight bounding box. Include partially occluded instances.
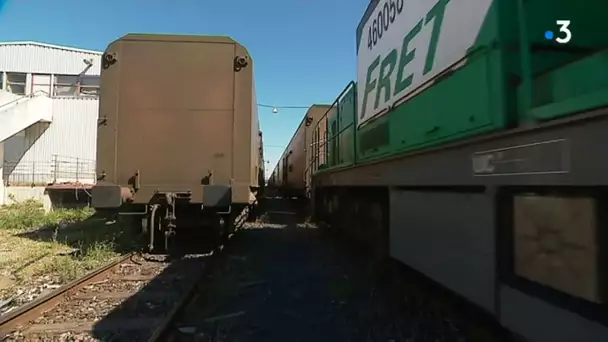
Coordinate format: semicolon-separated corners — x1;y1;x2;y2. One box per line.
91;34;263;252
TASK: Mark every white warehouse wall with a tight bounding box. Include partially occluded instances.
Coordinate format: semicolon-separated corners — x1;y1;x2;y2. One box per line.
0;142;4;203
0;42;102;204
0;42;101;75
3;98;98;185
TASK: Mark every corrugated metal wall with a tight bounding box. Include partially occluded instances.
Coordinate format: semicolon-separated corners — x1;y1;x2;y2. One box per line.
3;98;98;185
27;98;98;160
0;43;101;75
0;142;4;201
1;42;101;186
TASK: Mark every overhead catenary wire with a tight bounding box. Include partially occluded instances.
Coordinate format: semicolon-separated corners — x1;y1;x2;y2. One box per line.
257;103;309;114
258;103;309;167
257;103;309;109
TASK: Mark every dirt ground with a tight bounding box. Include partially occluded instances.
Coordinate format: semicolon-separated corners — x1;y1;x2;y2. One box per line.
170;197;512;342
0;200;138;317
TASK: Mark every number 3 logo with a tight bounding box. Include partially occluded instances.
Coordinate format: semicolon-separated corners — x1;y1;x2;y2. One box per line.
556;20;571;44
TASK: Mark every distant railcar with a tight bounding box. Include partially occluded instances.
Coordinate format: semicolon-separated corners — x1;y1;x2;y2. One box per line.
91;34;262;252
257;131;266;197
270;105;330;199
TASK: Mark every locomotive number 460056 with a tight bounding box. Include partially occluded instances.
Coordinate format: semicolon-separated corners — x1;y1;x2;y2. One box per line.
367;0;404;50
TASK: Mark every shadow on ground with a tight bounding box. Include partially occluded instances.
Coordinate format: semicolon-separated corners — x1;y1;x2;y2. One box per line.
86;196;512;342
0;200;146;292
85;221;225;341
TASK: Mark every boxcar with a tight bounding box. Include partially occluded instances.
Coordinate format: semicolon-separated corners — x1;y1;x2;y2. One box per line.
311;1;608;342
91;34;262;252
257;131;266;196
267;160;282;191
271;104;330;199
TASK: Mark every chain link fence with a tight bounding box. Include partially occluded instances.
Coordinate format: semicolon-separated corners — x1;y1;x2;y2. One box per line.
2;154;96;186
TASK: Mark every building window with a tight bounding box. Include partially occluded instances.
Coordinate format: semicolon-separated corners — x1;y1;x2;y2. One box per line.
6;72;26;95
78;75;100;98
53;74;100;98
0;72;4;90
53;75;79;97
32;74;51;94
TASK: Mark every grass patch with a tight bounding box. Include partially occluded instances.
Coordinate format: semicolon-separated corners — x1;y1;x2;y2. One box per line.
37;241;117;282
0;197;92;232
0;198;139;300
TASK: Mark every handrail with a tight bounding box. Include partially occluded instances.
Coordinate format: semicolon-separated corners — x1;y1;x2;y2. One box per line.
312;81;356;135
306;81;356;182
304;120;354;172
0;90;50;111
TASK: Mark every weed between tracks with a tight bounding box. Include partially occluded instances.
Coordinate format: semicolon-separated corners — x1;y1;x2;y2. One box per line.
0;199;138;315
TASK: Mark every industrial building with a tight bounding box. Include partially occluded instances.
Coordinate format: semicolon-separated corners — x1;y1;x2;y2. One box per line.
0;41;102;208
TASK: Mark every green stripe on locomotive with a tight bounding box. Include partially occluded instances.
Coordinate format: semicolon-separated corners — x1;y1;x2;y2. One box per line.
316;0;608;171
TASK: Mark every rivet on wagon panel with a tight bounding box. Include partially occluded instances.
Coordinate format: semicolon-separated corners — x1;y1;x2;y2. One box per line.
92;33;264;253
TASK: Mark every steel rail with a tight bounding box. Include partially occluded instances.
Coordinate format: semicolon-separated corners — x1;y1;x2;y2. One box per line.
0;252;136;335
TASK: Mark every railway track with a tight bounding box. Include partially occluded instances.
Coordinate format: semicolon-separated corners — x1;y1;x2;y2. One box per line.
0;251;204;341
0;203;251;342
0;245;226;342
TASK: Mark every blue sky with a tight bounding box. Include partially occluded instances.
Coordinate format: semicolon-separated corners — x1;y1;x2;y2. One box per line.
0;0;368;179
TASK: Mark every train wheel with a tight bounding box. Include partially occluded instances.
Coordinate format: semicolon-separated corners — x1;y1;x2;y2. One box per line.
222;214;235;237
164;225;177;255
211;215;225;245
96;208;118;223
135;216;148;247
119;215;144;236
246;204;258;222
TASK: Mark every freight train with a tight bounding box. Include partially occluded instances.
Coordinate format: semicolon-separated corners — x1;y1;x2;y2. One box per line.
271;1;608;341
267;105;330;199
91;34;264;252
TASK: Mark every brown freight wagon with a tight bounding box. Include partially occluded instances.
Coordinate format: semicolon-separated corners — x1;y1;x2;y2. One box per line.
91;34;262;252
257;131;266;196
267;158;280;191
269;160;282;190
274;104;330;199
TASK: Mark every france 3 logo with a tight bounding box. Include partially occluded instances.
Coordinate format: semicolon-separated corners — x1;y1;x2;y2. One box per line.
544;20;572;44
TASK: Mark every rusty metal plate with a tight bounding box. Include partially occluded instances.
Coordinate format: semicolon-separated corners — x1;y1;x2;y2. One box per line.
513;195;600;303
